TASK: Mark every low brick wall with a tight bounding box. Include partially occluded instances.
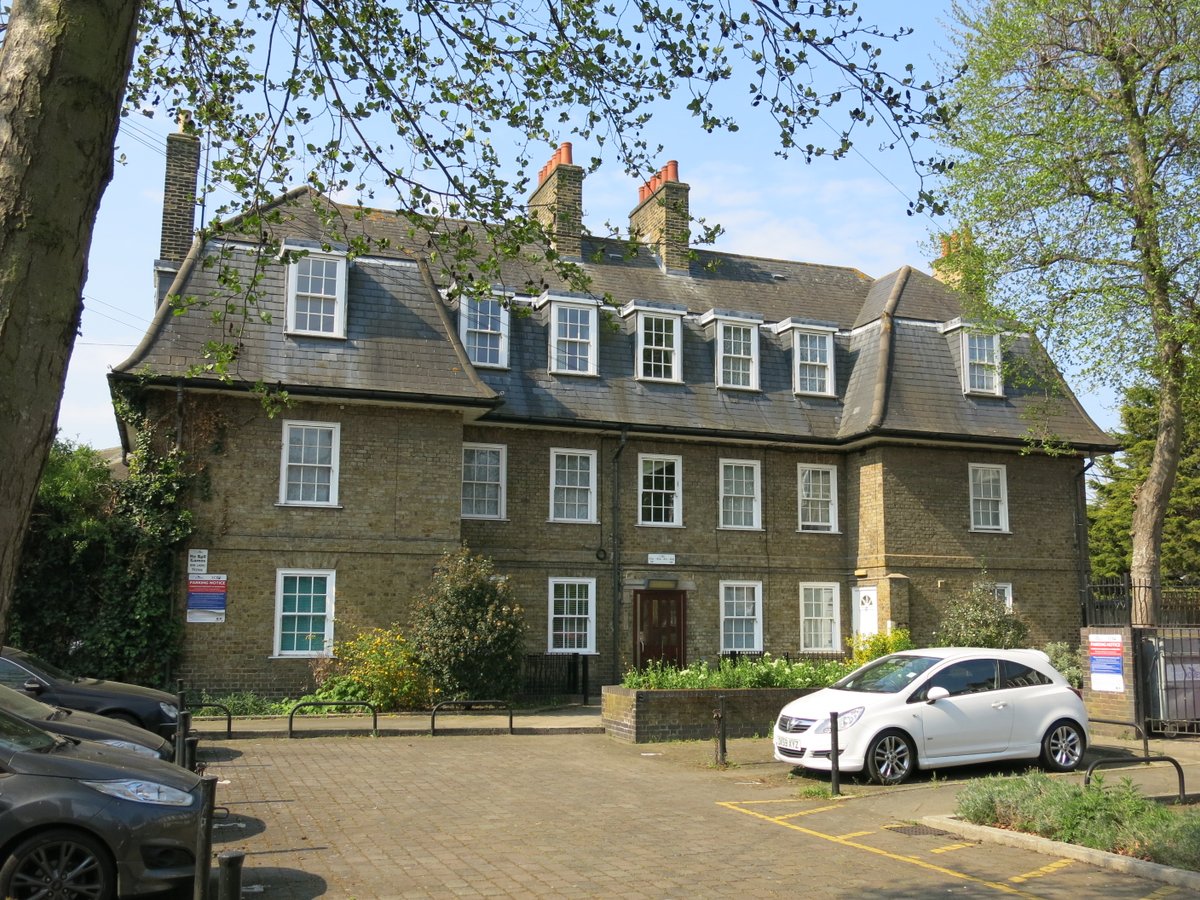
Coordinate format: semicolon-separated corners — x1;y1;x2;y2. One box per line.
601;685;812;743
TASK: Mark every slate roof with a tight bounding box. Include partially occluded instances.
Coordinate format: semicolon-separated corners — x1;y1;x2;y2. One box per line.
112;188;1115;453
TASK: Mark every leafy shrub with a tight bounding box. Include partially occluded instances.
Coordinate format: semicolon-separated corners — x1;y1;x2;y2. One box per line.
849;629;915;667
621;654;854;690
410;549;526;700
956;773;1200;870
1042;641;1083;688
935;578;1029;648
192;691;289;717
313;626;431;711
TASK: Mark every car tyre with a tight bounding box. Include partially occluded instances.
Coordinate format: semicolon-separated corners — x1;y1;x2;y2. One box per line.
865;730;916;785
1041;719;1085;772
0;827;116;900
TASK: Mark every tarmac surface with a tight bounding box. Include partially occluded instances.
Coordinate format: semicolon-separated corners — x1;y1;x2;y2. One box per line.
190;707;1200;898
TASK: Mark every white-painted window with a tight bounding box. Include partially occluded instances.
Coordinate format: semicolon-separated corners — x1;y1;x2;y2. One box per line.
548;578;595;653
965;331;1002;395
459;296;509;368
794;330;835;395
462;443;507;519
638;454;682;526
717;320;758;389
279;421;340;507
721;581;763;652
637;312;683;382
992;582;1014;612
798;464;838;532
274;569;335;657
286;251;347;338
550;449;597;523
720;459;761;530
800;583;841;652
969;463;1009;532
550;301;599;375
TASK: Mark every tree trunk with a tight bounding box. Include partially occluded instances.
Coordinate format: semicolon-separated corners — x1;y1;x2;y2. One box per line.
0;0;141;639
1130;375;1183;625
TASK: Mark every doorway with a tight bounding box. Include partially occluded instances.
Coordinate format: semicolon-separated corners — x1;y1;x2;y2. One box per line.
633;590;686;668
852;585;879;639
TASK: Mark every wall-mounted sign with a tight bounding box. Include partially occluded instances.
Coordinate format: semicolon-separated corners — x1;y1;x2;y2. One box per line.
647;553;675;565
187;549;209;575
1088;633;1125;693
187;574;227;623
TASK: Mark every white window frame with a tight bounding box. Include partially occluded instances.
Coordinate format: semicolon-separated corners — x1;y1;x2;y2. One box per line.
797;463;838;533
715;319;760;390
800;582;841;653
792;328;836;396
964;331;1002;395
285;249;348;338
278;420;341;507
547;578;597;653
719;459;761;530
549;448;598;523
461;443;507;520
720;580;763;652
458;295;510;368
636;311;683;383
538;296;600;376
274;568;335;657
969;463;1009;532
992;582;1014;612
638;453;683;527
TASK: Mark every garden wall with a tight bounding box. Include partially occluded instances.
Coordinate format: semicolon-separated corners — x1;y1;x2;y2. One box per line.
601;686;811;743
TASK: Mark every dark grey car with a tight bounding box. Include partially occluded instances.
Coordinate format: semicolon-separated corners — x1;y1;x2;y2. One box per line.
0;647;179;739
0;708;203;897
0;684;173;761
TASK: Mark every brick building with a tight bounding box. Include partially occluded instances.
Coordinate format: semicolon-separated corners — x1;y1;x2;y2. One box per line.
110;135;1115;696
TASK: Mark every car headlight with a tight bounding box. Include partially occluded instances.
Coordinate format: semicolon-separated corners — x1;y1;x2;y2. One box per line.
82;779;194;806
97;739;160;759
815;707;865;733
160;702;178;720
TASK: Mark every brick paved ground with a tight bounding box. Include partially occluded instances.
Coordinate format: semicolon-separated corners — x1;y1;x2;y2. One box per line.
199;731;1198;899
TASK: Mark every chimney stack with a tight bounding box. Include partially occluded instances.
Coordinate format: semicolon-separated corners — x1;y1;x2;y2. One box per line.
629;161;689;273
528;142;583;258
160;112;200;264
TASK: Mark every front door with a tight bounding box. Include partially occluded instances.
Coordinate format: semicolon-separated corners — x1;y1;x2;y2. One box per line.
852;586;879;638
634;591;686;668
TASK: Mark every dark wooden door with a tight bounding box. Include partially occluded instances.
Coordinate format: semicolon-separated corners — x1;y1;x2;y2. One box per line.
634;590;686;668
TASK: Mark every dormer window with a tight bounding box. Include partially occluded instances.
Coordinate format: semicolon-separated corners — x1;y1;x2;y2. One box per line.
701;310;761;390
459;295;510;368
284;244;347;338
535;293;600;376
965;331;1002;395
622;301;686;383
774;319;837;397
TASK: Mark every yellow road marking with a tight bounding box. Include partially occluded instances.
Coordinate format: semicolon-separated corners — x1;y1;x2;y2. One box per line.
836;831;875;839
931;843;975;854
775;804;843;821
1140;887;1180;898
718;802;1042;899
1010;859;1073;883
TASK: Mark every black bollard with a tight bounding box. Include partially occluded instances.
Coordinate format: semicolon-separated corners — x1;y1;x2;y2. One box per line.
186;735;200;772
829;712;841;797
193;775;218;900
217;850;245;900
714;695;727;767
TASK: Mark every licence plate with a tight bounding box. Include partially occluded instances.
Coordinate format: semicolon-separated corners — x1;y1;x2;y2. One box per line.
777;734;806;752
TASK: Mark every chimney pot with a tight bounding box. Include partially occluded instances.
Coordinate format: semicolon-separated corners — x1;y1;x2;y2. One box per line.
560;142;573;165
665;160;679;182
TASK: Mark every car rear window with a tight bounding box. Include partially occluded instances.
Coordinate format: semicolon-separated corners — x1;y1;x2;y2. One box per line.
1002;659;1054;689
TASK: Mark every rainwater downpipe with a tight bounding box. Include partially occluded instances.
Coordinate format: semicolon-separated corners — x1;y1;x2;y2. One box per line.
611;429;628;685
1076;458;1096;621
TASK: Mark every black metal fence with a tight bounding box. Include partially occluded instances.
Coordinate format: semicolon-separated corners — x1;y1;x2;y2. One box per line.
1138;628;1200;735
518;653;589;701
1084;577;1200;627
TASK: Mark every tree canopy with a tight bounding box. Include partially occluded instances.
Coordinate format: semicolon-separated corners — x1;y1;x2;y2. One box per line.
935;0;1200;620
0;0;951;635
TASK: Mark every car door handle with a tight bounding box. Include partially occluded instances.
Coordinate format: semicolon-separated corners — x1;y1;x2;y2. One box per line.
991;701;1008;709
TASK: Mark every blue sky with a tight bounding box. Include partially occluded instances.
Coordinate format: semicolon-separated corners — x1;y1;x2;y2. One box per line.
60;0;1119;450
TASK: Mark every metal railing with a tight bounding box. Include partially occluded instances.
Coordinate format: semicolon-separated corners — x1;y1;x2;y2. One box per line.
431;700;513;735
287;701;378;737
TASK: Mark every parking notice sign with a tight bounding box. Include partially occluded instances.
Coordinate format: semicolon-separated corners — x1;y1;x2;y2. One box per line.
1088;633;1125;693
187;575;227;623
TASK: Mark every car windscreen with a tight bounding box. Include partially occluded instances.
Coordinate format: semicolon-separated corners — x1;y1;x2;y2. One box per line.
0;709;56;753
832;655;940;693
7;648;73;681
0;685;54;719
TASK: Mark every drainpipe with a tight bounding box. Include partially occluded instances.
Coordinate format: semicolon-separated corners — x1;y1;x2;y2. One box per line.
1075;458;1096;625
611;429;628;684
175;380;185;446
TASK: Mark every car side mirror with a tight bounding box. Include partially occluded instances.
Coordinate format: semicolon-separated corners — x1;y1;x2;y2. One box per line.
22;679;43;694
926;686;950;704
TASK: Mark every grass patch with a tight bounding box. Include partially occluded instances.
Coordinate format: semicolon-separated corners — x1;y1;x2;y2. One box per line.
956;772;1200;871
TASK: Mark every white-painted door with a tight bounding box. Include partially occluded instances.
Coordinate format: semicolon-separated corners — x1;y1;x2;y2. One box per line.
852;586;879;638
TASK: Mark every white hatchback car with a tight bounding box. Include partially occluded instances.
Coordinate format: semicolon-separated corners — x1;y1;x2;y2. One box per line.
773;647;1088;784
